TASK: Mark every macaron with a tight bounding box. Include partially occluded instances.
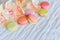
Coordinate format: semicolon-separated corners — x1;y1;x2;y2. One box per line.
0;14;7;25
6;22;18;31
5;0;16;11
40;1;50;10
28;14;38;24
8;10;14;15
30;3;39;13
17;15;28;25
18;0;24;4
38;9;48;16
17;6;23;14
25;9;35;15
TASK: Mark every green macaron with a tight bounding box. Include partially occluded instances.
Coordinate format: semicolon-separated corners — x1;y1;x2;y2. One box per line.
38;9;48;16
6;22;18;31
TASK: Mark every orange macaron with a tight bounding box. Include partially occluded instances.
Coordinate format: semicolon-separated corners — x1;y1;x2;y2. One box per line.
17;15;28;25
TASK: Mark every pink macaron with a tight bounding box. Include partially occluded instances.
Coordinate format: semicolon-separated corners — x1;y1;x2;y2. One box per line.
40;1;50;10
25;9;35;15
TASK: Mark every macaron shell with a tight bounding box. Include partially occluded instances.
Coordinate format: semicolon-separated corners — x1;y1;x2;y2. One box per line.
0;15;8;25
6;22;18;31
28;14;38;24
28;18;37;24
5;0;15;11
40;2;50;10
25;9;35;15
17;15;28;25
17;6;23;14
38;9;48;16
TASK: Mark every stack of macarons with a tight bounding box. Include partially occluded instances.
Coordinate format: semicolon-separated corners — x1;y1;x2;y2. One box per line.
17;9;38;25
38;1;50;16
0;0;50;31
30;1;50;16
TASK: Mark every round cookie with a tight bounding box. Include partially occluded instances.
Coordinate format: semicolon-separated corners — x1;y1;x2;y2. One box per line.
40;1;50;10
17;15;28;25
38;9;48;16
6;22;18;31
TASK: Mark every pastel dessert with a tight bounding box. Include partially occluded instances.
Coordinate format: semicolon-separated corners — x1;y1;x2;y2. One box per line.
6;22;18;31
16;1;23;14
25;9;35;15
40;1;50;10
30;3;39;13
0;13;8;25
4;0;23;21
38;9;48;16
5;0;15;10
0;4;8;25
17;15;28;25
28;14;38;24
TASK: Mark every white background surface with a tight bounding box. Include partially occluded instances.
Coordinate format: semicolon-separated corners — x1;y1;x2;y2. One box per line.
0;0;60;40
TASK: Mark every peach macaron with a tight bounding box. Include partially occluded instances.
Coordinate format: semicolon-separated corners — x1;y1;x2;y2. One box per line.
27;14;38;24
17;15;28;25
